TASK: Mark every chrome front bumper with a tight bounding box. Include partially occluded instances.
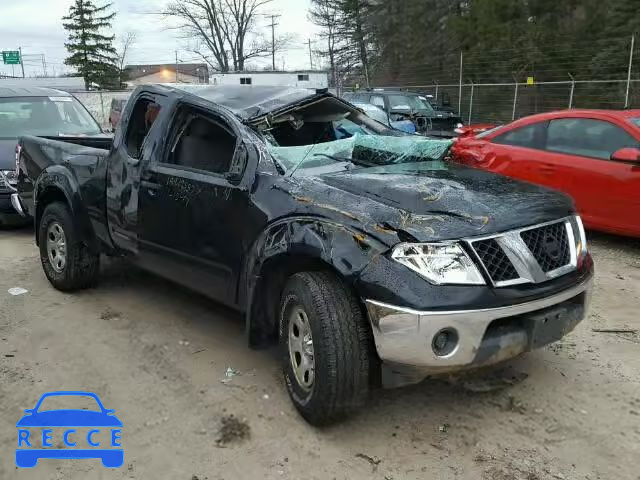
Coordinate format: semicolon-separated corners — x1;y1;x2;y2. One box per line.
365;277;593;373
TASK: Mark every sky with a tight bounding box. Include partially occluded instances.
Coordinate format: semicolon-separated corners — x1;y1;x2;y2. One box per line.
0;0;320;78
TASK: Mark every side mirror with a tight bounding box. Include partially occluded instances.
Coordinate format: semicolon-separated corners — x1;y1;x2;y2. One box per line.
610;147;640;163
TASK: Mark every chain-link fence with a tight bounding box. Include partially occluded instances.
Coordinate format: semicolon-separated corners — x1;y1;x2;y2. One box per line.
340;33;638;125
400;79;640;124
342;78;639;125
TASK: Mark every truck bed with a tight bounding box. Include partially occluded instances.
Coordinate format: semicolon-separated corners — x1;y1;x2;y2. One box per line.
17;135;111;229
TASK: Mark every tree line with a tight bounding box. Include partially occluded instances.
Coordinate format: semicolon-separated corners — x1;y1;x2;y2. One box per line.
309;0;639;89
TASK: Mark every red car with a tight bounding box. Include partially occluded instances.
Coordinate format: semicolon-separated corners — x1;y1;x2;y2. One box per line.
451;109;640;237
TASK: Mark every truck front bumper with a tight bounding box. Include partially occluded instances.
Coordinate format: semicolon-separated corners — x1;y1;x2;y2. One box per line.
365;276;592;385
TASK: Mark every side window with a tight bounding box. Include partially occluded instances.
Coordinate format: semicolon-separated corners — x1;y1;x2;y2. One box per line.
546;118;638;160
165;108;239;176
125;97;162;159
370;95;385;109
492;123;545;149
388;95;412;110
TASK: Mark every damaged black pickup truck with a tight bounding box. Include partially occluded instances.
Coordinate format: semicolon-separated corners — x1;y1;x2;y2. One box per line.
15;85;593;425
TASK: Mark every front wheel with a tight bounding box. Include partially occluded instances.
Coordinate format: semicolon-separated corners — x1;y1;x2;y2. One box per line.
38;202;99;291
280;271;372;425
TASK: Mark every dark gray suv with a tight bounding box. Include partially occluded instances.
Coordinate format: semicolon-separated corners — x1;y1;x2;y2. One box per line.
343;89;463;136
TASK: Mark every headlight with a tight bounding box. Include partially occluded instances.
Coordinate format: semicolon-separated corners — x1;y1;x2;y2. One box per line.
455;122;464;129
391;242;485;285
575;215;588;256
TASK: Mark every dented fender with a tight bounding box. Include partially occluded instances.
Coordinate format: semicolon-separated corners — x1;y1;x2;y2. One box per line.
241;215;389;345
33;166;100;253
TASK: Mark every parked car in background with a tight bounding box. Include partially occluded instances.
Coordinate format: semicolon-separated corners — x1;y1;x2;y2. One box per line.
451;109;640;237
352;102;416;133
343;89;464;136
16;85;593;425
0;87;104;226
108;97;129;131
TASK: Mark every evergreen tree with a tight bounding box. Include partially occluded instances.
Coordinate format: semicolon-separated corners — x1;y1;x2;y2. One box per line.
63;0;118;90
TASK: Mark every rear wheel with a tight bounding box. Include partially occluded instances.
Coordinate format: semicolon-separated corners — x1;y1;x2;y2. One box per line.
280;271;371;425
38;202;99;291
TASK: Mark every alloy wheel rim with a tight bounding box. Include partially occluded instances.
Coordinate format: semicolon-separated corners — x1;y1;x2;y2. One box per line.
288;306;315;391
46;222;67;273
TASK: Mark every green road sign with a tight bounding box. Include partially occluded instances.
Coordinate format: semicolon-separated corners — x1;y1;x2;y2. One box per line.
2;51;21;65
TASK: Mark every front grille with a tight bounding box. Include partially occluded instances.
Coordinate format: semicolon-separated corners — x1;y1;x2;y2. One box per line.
520;222;570;273
472;238;519;282
0;177;11;194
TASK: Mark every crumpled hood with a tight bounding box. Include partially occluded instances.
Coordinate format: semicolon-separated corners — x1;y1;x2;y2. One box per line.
0;140;16;170
291;162;574;243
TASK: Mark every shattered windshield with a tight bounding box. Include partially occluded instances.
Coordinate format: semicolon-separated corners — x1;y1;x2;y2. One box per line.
269;135;452;177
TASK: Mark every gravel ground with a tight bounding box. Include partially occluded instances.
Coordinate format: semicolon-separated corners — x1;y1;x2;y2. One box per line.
0;227;638;480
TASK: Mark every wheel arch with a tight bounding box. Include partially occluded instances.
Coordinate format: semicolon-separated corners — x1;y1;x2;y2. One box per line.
241;217;386;348
35;178;99;253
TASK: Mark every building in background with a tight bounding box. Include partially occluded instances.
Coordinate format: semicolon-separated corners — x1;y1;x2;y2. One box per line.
209;71;328;89
124;64;209;86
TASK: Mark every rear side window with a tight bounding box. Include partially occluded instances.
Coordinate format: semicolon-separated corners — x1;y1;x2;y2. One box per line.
492;123;545;149
125;97;163;159
546;118;638;160
165;106;239;176
388;95;412;110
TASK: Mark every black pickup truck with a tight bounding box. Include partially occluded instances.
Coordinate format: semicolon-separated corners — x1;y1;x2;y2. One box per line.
16;85;593;425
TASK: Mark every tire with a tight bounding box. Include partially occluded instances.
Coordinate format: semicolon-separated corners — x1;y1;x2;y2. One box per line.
38;202;99;291
279;271;371;425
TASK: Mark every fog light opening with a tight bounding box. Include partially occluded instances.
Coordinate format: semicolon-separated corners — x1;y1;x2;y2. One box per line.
432;328;459;357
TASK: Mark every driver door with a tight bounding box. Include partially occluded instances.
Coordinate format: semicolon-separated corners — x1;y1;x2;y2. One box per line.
136;102;254;305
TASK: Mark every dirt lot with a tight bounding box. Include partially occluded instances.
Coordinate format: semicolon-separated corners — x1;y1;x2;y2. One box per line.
0;227;638;480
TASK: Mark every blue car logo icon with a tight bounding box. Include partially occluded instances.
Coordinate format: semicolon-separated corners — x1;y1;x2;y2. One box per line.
16;391;123;468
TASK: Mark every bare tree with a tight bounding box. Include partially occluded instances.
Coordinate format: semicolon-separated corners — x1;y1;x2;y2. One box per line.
309;0;370;89
117;31;137;86
309;0;340;86
164;0;289;71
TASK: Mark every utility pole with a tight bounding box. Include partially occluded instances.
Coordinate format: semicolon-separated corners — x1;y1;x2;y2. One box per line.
175;50;179;83
458;51;463;113
308;39;314;70
624;34;635;109
267;14;280;70
19;47;25;78
41;54;47;77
